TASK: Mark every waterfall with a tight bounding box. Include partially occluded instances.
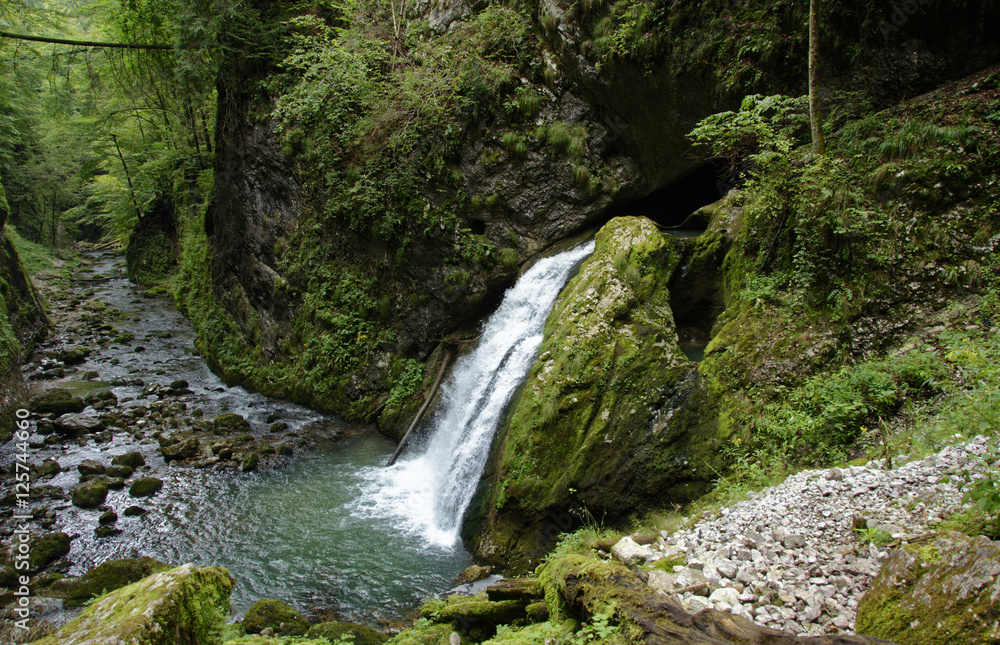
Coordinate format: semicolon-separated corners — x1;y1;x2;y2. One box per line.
353;241;595;547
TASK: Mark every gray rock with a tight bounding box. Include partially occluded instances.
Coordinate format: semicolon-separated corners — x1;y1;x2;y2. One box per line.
611;537;653;566
55;413;104;437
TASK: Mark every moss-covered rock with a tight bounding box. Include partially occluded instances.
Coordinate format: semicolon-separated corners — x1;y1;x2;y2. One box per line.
28;388;85;416
71;478;109;508
33;564;233;645
129;477;163;497
470;217;721;569
856;531;1000;644
111;451;146;469
29;532;71;570
49;556;172;608
241;598;309;636
213;412;252;434
307;621;389;645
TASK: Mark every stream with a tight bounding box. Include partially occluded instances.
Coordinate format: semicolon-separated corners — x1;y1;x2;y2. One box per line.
13;252;472;624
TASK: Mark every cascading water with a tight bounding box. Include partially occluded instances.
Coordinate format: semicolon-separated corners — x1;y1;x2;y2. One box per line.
354;241;595;546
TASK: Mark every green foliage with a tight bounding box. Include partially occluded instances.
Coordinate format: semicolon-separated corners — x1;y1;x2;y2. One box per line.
544;122;588;161
688;94;808;168
5;224;53;273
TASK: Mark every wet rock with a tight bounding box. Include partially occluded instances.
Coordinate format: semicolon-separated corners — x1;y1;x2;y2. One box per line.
32;564;232;644
105;476;126;490
266;411;284;423
54;413;104;437
35;419;56;435
213;412;252;435
34;459;61;477
308;621;389;645
455;564;492;585
29;389;85;415
169;379;189;390
269;421;289;433
241;452;260;472
242;598;309;636
129;477;163;497
77;460;106;477
83;389;118;408
111;451;145;469
277;444;293;456
123;505;147;517
161;437;201;462
99;510;118;525
29;532;71;570
105;464;133;478
57;346;91;365
95;526;123;538
71;478;109;508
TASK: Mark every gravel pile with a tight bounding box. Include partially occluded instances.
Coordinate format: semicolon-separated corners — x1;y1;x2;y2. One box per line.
612;436;990;636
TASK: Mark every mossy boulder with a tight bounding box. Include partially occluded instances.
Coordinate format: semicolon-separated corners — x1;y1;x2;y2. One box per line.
161;437;201;462
307;621;389;645
33;564;233;645
29;532;71;570
856;531;1000;644
129;477;163;497
111;451;146;469
57;345;92;365
28;388;84;415
50;556;172;608
213;412;252;435
71;478;109;508
470;217;721;569
241;598;309;636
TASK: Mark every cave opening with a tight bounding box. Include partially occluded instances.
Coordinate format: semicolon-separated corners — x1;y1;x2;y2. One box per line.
605;159;731;231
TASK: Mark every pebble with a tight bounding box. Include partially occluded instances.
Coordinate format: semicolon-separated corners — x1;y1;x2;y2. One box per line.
616;436;990;636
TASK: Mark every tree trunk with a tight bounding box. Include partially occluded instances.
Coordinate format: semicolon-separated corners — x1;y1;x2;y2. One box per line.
809;0;825;155
553;559;898;645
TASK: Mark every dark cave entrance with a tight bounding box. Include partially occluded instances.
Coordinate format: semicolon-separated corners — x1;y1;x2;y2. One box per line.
605;159;731;231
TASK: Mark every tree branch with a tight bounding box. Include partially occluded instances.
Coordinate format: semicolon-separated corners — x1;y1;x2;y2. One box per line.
0;30;172;50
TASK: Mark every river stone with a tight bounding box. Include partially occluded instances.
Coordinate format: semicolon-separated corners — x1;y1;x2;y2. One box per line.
56;345;91;365
29;389;85;415
106;464;133;478
242;452;260;472
307;621;389;645
32;564;232;645
55;413;104;437
213;412;252;434
242;598;309;636
123;505;147;516
455;564;492;585
77;459;106;477
99;510;118;525
35;459;62;477
856;531;1000;644
161;437;201;462
111;451;145;469
71;478;109;508
29;532;71;570
129;477;163;497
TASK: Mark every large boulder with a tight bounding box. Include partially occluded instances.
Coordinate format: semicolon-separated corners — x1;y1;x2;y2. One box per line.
49;556;172;608
241;598;309;636
469;217;721;569
54;413;104;437
129;477;163;497
29;389;84;415
33;564;233;645
29;532;71;571
856;531;1000;645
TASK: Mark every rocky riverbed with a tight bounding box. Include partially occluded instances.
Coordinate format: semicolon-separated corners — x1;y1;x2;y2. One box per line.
611;435;991;637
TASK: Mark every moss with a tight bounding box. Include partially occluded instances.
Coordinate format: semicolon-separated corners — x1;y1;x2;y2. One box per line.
129;477;164;498
307;621;389;645
384;619;454;645
242;598;310;636
476;217;720;567
29;532;70;571
856;532;1000;644
34;564;233;645
52;556;172;608
214;413;252;434
71;478;109;508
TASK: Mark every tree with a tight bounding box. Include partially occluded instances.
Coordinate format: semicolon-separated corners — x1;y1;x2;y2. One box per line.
808;0;825;155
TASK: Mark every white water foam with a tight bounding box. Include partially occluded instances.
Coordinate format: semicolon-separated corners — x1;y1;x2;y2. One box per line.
352;241;595;546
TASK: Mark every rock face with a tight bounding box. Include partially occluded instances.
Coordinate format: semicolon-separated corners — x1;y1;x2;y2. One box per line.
856;531;1000;645
126;193;179;285
33;564;233;645
469;217;722;569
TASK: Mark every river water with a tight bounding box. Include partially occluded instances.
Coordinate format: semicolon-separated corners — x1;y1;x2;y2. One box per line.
23;253;471;623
